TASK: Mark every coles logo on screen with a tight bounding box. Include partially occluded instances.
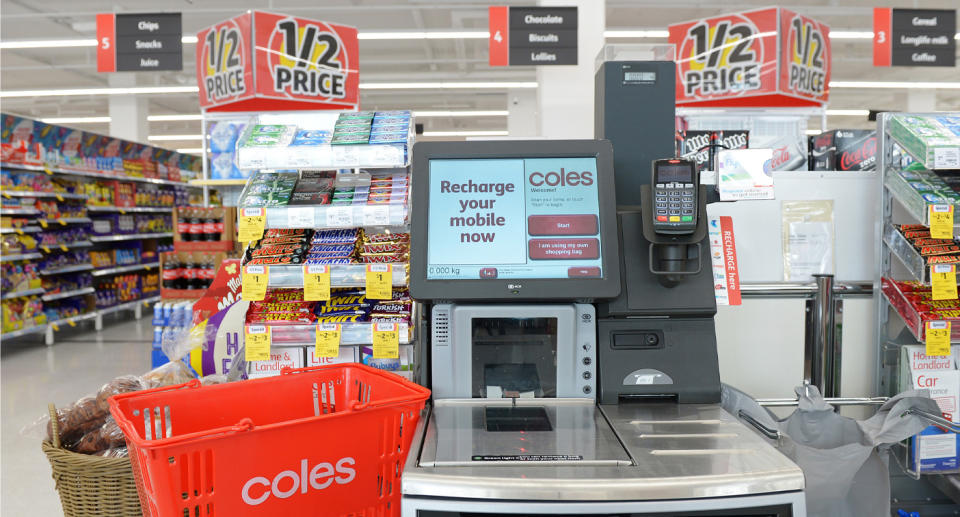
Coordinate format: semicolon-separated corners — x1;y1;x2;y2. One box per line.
528;168;594;191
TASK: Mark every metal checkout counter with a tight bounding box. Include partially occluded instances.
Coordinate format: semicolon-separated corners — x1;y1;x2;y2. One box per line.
400;52;807;516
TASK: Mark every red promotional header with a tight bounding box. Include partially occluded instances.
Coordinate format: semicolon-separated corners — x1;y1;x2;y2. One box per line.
668;7;830;107
196;11;359;112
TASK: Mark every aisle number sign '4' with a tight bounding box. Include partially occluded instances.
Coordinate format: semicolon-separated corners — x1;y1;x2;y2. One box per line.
196;11;359;112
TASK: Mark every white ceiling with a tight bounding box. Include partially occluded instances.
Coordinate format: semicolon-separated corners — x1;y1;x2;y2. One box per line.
1;0;958;146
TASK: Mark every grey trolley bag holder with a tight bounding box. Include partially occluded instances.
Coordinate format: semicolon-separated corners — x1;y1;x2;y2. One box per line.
722;383;943;517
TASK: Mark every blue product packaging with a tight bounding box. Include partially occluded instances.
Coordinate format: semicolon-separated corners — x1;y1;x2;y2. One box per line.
290;130;332;146
368;132;409;144
208;122;244;153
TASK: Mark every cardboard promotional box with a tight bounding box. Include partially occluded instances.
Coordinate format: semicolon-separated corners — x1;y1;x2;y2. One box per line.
246;345;305;379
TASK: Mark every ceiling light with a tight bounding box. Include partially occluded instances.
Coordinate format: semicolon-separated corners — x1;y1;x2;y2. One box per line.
828;31;875;39
825;109;870;116
148;114;203;122
361;82;537;90
413;110;509;117
0;86;199;98
422;130;509;137
176;148;205;154
805;130;822;136
148;134;203;142
0;39;97;49
603;30;669;38
830;81;960;89
39;116;111;124
359;31;488;40
181;36;198;44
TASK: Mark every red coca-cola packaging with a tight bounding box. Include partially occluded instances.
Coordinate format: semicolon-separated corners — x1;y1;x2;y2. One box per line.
809;129;877;171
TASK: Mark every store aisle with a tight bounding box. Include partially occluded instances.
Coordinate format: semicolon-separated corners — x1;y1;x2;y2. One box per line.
2;318;152;517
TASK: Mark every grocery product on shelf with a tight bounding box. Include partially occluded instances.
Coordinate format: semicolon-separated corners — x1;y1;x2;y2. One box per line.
889;114;960;170
2;259;41;292
1;294;45;333
160;251;227;295
808;130;877;171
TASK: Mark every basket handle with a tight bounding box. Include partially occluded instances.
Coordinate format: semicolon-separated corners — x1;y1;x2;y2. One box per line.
48;403;60;449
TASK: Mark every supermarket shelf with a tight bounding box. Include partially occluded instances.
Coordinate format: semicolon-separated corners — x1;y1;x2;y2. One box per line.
1;324;48;340
190;179;248;186
98;295;160;316
38;218;92;226
259;203;408;229
888;115;960;171
251;263;408;288
1;190;85;200
40;241;93;253
92;262;159;276
0;226;41;234
49;312;98;329
882;224;928;283
87;205;174;213
0;208;40;216
1;252;42;262
881;279;960;344
42;287;95;302
89;232;173;242
40;264;94;275
884;171;960;229
1;163;201;188
1;287;44;300
236;139;412;171
269;322;412;345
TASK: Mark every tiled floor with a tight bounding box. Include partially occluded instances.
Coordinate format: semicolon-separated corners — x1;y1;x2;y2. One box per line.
2;316;152;516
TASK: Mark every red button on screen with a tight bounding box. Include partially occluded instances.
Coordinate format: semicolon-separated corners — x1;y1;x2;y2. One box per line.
528;239;599;260
568;267;601;278
527;215;598;236
479;267;498;279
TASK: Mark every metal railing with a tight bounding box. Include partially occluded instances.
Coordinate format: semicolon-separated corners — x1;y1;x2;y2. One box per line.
738;276;873;398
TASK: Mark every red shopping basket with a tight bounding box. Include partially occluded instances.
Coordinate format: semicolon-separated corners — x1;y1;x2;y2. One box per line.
109;364;430;517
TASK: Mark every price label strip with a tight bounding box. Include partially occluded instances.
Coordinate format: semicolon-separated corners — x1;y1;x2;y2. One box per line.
245;324;271;361
326;206;354;227
303;264;331;301
928;204;954;239
372;322;400;359
931;264;958;301
287;207;314;228
366;264;392;300
238;207;266;242
925;321;952;357
363;205;390;226
314;323;341;358
242;265;269;301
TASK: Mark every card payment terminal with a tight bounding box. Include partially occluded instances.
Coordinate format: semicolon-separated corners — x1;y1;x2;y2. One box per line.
652;158;698;234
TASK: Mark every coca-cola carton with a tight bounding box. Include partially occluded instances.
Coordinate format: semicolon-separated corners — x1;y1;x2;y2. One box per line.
809;129;877;171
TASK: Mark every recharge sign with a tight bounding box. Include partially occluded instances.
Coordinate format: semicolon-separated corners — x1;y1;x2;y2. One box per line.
669;8;830;107
195;11;358;112
254;12;358;108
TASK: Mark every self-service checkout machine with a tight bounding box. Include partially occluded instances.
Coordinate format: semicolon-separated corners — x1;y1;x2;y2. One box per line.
399;48;805;517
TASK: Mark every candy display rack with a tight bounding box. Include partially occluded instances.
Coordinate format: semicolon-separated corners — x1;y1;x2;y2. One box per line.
874;112;960;482
236;110;416;378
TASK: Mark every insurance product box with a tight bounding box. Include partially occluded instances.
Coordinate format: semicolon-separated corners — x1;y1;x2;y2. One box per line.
246;345;305;379
903;346;959;473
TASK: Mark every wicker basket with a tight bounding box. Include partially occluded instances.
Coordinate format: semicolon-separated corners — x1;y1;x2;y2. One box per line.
41;403;142;517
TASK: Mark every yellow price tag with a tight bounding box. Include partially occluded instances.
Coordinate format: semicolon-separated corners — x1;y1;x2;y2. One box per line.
43;167;53;176
41;246;50;253
245;324;271;361
242;264;269;301
1;192;10;199
303;264;331;301
58;219;67;226
67;320;76;327
929;204;954;239
59;244;68;252
38;220;48;228
55;194;64;202
925;321;952;356
365;264;392;300
931;264;958;300
15;229;24;235
314;323;341;358
372;322;400;359
51;323;59;331
238;207;266;242
144;265;152;271
119;208;126;215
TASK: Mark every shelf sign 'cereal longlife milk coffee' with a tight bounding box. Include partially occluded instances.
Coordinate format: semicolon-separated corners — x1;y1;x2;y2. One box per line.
668;7;830;107
196;11;358;112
